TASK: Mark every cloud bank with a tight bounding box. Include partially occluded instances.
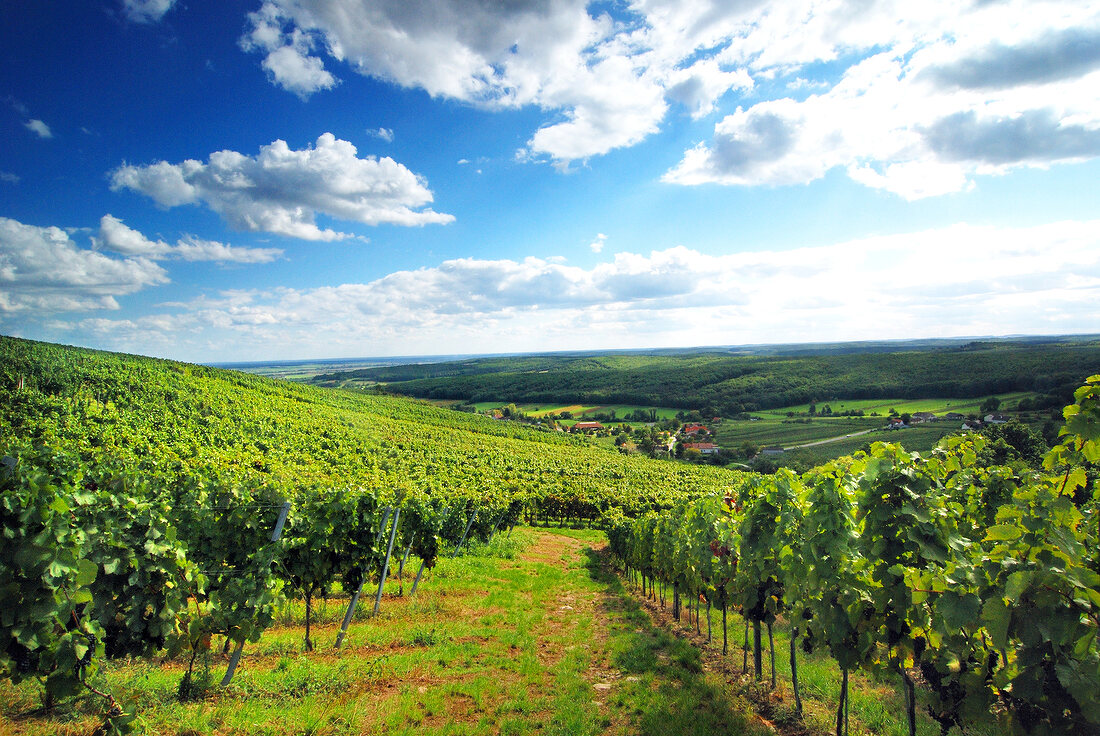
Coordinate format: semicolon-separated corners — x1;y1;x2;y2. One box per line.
0;217;167;314
96;215;283;263
45;219;1100;361
110;133;454;241
236;0;1100;189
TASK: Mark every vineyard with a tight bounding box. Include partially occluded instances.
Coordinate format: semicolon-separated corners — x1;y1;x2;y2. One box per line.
0;335;1097;735
606;375;1100;736
0;336;742;731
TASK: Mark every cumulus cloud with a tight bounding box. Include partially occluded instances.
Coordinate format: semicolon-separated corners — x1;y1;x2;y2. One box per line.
922;110;1100;166
664;2;1100;196
369;127;394;142
589;233;607;253
95;215;283;263
233;0;1100;176
25;119;52;138
121;0;177;23
110;133;454;240
239;3;338;98
922;26;1100;91
0;217;167;314
55;219;1100;360
238;0;762;164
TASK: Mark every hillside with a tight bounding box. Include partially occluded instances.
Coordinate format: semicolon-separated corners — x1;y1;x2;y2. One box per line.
0;336;741;515
307;337;1100;414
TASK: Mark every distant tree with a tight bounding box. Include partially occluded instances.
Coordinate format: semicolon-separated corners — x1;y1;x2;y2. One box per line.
977;420;1048;467
980;396;1001;414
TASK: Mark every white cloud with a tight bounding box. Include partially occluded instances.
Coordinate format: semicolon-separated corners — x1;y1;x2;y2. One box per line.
0;217;167;315
0;171;18;184
55;219;1100;360
664;2;1100;196
172;236;283;263
238;0;762;164
121;0;177;23
110;133;454;241
369;127;394;142
240;3;338;98
589;233;607;253
237;0;1100;179
25;119;52;139
95;215;283;263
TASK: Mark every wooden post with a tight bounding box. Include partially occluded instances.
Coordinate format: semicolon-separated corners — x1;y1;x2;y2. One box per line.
397;533;415;596
486;513;505;543
333;579;365;649
452;511;477;558
221;501;290;686
376;507;393;544
334;506;391;647
410;559;426;596
373;509;401;615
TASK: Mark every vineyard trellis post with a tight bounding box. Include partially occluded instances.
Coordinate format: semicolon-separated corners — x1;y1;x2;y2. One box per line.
220;500;290;687
335;506;392;648
373;509;401;615
397;532;416;596
452;511;477;557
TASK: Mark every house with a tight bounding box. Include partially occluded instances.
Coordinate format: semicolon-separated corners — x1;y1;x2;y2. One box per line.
943;412;964;421
885;418;908;430
911;412;936;423
683;423;707;435
761;446;785;456
984;413;1010;424
571;421;604;433
684;442;720;455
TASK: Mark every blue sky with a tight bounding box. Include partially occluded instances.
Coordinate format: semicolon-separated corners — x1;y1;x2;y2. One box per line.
2;0;1099;362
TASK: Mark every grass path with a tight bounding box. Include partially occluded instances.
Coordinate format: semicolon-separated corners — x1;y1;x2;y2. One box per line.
0;530;761;736
1;528;946;735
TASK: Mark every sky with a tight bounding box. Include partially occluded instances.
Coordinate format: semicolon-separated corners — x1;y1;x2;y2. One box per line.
2;0;1099;363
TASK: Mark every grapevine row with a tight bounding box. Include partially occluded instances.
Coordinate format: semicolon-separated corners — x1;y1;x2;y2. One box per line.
606;376;1099;736
0;442;522;729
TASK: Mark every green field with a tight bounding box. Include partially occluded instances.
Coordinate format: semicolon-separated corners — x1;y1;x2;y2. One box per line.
457;391;1048;468
758;392;1035;418
463;401;681;421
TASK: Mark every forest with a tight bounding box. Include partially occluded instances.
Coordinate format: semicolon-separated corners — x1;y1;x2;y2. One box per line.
307;337;1100;415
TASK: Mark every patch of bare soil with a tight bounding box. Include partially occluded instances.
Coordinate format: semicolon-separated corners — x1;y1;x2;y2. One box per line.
521;531;642;731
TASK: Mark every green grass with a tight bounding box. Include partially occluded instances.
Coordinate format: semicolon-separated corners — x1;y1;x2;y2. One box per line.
0;529;756;736
464;401;682;421
0;527;987;736
759;392;1035;418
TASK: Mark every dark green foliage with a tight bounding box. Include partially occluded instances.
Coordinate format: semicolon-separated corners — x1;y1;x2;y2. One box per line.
608;375;1100;736
313;339;1100;413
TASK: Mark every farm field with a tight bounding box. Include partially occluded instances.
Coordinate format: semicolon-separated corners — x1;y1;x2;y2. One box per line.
457;391;1047;468
713;417;882;449
757;393;1035;419
1;528;942;736
463;402;681;421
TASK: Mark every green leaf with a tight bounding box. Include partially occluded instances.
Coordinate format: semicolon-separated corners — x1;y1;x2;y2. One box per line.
981;596;1010;650
984;524;1021;542
74;558;98;587
938;590;981;631
1004;571;1033;602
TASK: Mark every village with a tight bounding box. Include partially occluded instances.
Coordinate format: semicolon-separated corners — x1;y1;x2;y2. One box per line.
467;394;1034;473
